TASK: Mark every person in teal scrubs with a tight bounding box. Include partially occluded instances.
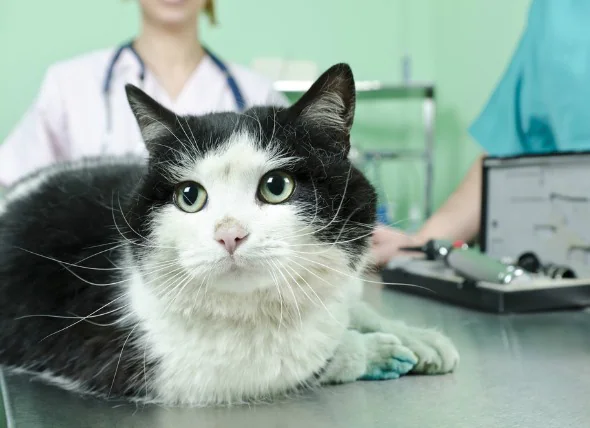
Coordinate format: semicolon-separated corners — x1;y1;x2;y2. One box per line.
372;0;590;265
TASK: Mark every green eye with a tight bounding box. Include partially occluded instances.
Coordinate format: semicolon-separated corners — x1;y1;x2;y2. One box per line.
258;171;295;204
173;181;207;213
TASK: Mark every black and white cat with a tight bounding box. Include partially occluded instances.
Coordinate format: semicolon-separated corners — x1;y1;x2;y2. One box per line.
0;64;458;406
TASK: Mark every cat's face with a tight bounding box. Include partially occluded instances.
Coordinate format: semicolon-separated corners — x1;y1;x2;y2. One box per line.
125;64;376;300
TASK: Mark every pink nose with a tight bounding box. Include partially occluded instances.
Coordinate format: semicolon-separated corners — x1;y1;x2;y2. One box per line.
214;226;249;255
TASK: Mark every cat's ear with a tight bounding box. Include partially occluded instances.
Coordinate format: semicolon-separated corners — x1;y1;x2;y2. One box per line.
125;84;177;153
288;63;356;149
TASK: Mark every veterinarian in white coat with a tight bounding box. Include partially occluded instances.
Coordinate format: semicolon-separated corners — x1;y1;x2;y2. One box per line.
0;0;288;188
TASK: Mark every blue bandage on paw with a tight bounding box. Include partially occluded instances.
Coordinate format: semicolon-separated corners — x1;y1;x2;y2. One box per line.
359;357;416;381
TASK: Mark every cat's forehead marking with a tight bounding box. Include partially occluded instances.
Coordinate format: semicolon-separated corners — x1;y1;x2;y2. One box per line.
169;132;296;183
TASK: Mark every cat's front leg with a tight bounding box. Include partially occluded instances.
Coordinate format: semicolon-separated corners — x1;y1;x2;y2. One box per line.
319;329;417;384
349;301;460;375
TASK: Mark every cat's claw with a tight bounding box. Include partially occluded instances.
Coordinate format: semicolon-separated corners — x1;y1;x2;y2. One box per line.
400;329;459;375
359;333;418;381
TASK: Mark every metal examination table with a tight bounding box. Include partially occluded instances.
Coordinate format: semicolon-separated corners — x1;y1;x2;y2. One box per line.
2;281;589;427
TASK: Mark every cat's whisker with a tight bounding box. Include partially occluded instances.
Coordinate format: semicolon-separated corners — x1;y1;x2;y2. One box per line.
143;333;150;402
109;322;140;399
242;111;264;149
15;304;129;322
270;259;302;328
116;193;161;246
201;266;216;303
286;179;322;238
290;254;435;293
14;247;127;272
152;268;190;302
264;260;284;330
27;265;182;332
75;243;127;265
160;271;195;313
282;262;344;328
193;272;209;305
65;258;179;289
182;116;199;153
168;272;196;310
287;228;376;248
110;194;177;252
277;216;375;249
174;115;195;154
83;240;123;250
40;294;128;342
141;261;189;281
310;206;365;253
76;312;134;327
269;109;278;149
283;165;353;241
56;262;129;287
276;259;318;309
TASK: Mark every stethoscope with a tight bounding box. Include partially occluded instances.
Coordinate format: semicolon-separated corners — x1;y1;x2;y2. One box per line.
101;41;246;151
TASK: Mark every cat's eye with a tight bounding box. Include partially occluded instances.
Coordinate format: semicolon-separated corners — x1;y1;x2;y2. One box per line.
258;171;295;204
173;181;208;213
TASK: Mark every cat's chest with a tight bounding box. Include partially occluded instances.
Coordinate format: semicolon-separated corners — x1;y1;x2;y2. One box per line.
142;303;348;405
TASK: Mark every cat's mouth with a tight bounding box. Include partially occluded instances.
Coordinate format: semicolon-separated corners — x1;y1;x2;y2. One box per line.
218;253;253;272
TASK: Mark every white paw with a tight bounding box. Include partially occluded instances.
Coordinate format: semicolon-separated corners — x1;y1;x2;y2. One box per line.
359;333;418;381
402;329;459;375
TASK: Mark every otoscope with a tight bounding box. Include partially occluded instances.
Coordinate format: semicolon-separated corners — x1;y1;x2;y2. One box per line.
400;240;532;285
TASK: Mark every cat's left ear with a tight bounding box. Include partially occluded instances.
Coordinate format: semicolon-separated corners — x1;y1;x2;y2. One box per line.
287;63;356;152
125;84;177;153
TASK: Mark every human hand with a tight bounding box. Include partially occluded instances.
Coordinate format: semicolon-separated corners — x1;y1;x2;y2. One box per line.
371;225;425;266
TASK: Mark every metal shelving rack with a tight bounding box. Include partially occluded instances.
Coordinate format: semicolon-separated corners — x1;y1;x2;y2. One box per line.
274;80;436;218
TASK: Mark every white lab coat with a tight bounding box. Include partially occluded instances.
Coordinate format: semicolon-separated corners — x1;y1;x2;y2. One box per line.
0;48;289;186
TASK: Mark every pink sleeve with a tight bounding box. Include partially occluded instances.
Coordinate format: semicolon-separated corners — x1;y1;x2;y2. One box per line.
0;66;68;187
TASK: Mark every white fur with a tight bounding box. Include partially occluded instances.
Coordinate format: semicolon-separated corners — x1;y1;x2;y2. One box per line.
124;133;365;405
128;266;355;405
5;366;87;395
349;301;460;374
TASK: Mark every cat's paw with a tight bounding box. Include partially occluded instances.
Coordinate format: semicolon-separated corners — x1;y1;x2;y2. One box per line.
402;328;459;375
359;333;418;381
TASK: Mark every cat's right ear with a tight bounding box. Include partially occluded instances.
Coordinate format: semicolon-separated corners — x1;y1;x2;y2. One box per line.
125;84;176;154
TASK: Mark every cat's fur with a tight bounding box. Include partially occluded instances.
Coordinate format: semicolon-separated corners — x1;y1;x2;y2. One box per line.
0;64;458;406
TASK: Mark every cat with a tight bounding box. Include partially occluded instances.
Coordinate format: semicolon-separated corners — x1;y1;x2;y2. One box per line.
0;63;459;406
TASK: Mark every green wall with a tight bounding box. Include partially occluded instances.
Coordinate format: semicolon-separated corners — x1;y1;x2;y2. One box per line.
0;0;531;226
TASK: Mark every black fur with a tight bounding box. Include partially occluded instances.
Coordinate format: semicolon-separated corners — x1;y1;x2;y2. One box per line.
0;160;151;398
0;64;377;400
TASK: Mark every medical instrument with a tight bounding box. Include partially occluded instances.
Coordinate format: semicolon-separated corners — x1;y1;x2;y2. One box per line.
101;41;246;152
400;239;458;261
481;152;590;279
381;152;590;313
444;246;532;285
382;243;589;313
516;252;577;279
402;240;531;284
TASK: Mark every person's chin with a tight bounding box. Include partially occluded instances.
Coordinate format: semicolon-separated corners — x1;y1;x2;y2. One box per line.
151;11;195;28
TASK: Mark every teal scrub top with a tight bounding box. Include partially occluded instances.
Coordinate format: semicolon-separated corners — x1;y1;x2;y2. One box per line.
470;0;590;156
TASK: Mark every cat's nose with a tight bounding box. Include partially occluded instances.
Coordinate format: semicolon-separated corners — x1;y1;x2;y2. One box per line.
214;226;249;255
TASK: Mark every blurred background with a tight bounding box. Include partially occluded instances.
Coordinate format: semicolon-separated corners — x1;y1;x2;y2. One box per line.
0;0;531;228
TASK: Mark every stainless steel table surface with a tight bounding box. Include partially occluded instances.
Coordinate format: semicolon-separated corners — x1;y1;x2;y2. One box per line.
2;283;590;428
